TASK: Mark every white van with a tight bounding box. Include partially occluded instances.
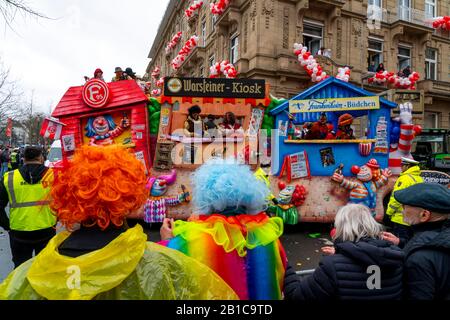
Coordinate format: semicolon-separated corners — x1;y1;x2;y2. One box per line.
45;140;62;168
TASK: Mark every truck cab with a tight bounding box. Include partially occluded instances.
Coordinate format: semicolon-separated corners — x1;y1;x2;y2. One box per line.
412;129;450;172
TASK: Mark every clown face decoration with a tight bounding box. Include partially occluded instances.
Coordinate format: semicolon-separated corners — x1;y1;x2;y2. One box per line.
85;114;130;146
146;170;177;197
356;165;373;182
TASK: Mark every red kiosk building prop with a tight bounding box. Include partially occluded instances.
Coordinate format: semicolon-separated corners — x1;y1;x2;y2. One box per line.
52;79;152;171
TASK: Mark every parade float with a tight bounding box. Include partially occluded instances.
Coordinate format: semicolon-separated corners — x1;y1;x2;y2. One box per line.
50;79;152;173
268;76;421;223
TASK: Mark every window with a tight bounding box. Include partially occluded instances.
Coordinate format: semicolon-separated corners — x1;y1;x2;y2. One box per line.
368;38;384;71
303;22;323;56
424;112;440;129
369;0;382;7
425;0;436;19
368;0;383;21
199;64;205;78
201;19;207;46
211;14;217;33
209;55;215;69
425;48;437;80
398;0;411;21
398;45;411;71
230;35;239;64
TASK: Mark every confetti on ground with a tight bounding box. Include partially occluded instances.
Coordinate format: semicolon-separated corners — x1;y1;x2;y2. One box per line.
308;233;321;239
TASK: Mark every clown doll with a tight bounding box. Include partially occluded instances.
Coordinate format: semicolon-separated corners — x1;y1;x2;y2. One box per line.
331;159;392;214
85;114;130;146
143;170;190;223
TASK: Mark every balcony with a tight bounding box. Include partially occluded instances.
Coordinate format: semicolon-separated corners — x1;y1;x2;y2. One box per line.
417;80;450;99
388;6;434;35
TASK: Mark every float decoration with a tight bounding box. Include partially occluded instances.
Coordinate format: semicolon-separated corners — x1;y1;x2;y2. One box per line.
209;60;237;79
331;159;391;214
267;183;308;225
293;43;328;82
165;32;183;55
144;170;190;223
210;0;230;16
336;67;351;82
171;35;199;70
368;70;420;90
185;1;203;19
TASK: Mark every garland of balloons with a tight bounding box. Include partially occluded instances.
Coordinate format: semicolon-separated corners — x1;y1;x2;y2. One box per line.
156;77;165;88
165;32;183;55
368;70;420;90
151;67;161;81
185;1;203;19
211;0;231;15
171;35;199;70
293;43;328;82
431;16;450;30
152;89;162;96
209;61;238;79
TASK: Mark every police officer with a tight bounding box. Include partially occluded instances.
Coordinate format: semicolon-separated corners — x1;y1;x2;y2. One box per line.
0;146;56;267
385;157;423;247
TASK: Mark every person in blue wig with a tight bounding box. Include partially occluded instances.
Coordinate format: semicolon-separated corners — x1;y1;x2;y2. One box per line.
159;158;288;300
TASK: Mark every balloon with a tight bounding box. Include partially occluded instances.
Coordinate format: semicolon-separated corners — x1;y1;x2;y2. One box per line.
278;181;286;190
413;125;422;135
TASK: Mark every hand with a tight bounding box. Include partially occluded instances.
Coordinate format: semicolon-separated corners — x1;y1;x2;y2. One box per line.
121;118;130;128
160;218;175;241
381;232;400;246
331;172;344;183
382;168;392;178
321;246;336;256
399;102;413;125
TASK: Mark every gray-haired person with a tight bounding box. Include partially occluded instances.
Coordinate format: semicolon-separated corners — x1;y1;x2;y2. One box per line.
284;204;404;300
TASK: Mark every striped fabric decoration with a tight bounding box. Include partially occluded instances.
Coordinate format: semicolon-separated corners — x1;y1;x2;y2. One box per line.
389;124;415;175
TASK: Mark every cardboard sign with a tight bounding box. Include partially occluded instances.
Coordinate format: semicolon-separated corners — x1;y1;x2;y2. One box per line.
62;134;75;152
290;151;311;179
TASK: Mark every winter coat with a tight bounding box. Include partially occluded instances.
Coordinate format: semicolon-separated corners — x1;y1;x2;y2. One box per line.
403;220;450;300
284;238;404;300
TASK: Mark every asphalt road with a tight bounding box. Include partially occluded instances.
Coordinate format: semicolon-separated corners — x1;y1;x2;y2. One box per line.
0;223;333;283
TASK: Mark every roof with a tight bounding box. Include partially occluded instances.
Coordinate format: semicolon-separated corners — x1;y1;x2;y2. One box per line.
269;77;397;116
52;80;148;118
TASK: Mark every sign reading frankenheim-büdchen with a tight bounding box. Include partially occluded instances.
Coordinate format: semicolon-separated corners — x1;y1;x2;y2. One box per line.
289;96;380;114
164;77;266;99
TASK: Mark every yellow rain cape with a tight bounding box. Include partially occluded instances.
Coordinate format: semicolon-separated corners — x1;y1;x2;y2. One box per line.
0;225;238;300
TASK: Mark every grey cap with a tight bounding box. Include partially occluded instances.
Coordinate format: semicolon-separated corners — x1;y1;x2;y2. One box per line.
394;183;450;214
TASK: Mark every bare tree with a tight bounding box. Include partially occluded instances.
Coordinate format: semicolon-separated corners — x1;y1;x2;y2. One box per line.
0;59;23;125
0;0;49;30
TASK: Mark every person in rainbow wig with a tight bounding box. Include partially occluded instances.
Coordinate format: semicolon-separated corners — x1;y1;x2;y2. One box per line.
160;158;288;300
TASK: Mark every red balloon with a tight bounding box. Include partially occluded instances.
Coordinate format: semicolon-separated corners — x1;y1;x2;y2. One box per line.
413;125;422;135
278;181;286;190
351;165;360;175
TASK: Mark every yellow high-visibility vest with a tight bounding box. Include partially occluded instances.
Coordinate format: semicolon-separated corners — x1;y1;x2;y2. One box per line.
4;169;56;231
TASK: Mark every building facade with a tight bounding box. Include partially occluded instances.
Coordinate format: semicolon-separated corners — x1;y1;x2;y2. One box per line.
147;0;450;130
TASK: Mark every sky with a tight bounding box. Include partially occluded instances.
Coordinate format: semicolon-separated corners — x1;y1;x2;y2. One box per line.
0;0;170;114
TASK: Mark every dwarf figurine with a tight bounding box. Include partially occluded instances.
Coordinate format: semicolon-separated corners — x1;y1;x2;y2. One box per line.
143;170;190;223
331;159;391;214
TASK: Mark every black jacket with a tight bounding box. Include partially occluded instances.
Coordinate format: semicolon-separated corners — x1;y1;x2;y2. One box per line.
284;238;404;300
403;220;450;300
0;164;49;232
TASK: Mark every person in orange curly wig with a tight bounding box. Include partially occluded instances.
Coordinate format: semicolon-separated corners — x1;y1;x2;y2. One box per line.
0;145;238;300
50;145;147;231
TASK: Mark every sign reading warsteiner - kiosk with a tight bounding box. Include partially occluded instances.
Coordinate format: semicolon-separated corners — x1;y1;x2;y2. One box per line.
164;77;266;99
289;96;380;114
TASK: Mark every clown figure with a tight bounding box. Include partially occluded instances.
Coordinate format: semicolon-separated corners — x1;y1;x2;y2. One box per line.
143;170;189;223
331;159;392;214
85;114;130;146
